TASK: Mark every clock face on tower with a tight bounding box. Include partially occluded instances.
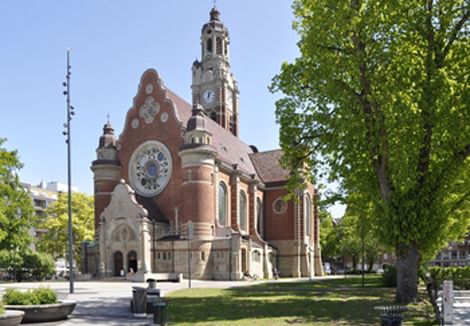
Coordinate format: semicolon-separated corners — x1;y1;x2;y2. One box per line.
202;89;215;104
129;140;172;197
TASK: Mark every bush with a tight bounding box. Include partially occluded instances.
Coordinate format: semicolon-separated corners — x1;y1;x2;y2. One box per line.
2;287;58;305
22;251;56;281
0;301;4;315
33;287;57;304
3;288;39;305
381;265;397;287
429;266;470;290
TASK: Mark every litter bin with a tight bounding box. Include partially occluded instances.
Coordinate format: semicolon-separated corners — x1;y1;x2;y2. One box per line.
153;297;168;326
132;286;148;317
146;288;161;313
147;278;157;289
374;306;408;326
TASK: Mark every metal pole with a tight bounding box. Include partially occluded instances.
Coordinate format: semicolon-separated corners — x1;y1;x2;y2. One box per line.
188;235;191;288
66;48;74;294
362;228;365;288
13;246;16;282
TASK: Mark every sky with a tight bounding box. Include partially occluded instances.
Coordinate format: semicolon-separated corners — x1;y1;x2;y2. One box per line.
0;1;346;218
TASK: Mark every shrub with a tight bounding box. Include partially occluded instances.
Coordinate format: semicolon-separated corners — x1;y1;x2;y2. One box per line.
2;287;58;305
33;287;57;304
3;288;39;305
381;264;397;287
0;301;4;315
429;266;470;290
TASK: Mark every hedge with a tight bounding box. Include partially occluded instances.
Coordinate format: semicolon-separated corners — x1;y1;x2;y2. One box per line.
429;266;470;290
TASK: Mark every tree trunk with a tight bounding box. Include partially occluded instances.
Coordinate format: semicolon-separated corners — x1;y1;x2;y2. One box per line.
395;242;420;303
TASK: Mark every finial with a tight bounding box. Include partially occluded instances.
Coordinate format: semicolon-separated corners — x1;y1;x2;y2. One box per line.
213;0;217;6
107;113;110;123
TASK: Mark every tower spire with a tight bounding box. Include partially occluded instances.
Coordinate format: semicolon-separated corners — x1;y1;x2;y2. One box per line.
191;5;240;137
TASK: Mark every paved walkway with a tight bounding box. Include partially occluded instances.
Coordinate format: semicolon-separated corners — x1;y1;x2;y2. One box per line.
0;279;268;326
1;278;469;325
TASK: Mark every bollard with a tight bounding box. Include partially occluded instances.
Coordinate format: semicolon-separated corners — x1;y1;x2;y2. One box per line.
442;280;453;325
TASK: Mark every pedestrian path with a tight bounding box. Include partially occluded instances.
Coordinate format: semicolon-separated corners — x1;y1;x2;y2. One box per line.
438;290;470;325
453;291;470;326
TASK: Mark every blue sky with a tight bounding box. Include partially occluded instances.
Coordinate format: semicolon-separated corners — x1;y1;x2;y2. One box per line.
0;1;345;218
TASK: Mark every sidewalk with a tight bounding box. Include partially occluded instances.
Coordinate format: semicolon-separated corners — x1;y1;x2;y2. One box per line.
0;279;267;326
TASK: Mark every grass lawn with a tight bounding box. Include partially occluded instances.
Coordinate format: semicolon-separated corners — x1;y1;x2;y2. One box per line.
166;275;439;326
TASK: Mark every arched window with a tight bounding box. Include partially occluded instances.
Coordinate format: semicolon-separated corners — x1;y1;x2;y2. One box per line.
256;197;264;238
218;182;227;226
216;37;222;55
239;190;247;231
305;194;311;236
206;38;213;54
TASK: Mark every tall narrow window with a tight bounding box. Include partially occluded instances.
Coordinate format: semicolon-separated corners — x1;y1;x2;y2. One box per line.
206;38;213;54
305;194;311;236
211;111;217;122
239;190;247;231
218;183;227;226
216;37;222;55
256;197;264;238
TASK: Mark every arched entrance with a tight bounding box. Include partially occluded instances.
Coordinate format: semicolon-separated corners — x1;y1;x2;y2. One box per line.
114;251;123;276
128;250;138;273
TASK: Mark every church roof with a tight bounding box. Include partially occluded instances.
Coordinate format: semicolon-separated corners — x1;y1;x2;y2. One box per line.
164;89;258;177
249;150;290;185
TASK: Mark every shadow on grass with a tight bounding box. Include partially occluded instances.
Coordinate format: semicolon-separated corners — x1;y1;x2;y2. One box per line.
168;286;398;325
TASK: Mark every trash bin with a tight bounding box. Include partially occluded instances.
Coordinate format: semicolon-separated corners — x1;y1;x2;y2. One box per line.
374;306;408;326
147;278;157;289
153;297;168;326
132;286;148;317
146;288;161;313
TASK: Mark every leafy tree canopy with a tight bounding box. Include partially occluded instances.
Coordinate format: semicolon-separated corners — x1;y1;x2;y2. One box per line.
37;192;94;265
271;0;470;303
0;138;35;250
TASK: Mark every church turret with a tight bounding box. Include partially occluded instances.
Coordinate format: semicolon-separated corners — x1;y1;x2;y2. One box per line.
178;104;218;239
91;120;121;234
191;6;240;137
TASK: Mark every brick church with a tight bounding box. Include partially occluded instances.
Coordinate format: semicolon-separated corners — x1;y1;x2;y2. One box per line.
83;7;322;280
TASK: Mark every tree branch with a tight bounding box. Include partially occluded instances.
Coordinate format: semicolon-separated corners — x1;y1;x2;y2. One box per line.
436;8;470;67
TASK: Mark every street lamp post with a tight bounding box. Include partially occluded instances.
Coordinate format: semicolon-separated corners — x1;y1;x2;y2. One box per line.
63;48;75;294
187;223;193;289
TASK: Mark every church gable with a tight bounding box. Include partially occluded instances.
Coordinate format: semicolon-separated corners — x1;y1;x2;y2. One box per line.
100;180;148;225
117;69;190;188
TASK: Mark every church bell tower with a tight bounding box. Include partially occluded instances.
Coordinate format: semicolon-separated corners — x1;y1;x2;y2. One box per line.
191;6;240;137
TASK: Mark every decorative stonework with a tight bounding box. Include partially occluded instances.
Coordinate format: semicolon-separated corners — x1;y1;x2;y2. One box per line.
145;84;154;94
132;118;139;129
273;198;287;214
113;225;136;242
139;96;160;124
160;112;169;123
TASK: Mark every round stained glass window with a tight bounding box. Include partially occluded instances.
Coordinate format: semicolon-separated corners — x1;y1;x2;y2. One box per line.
273;198;287;214
129;140;172;197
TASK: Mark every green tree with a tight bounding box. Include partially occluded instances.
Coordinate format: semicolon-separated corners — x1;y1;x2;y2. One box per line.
0;249;55;281
0;138;35;251
271;0;470;303
319;210;338;261
37;192;94;265
22;251;56;280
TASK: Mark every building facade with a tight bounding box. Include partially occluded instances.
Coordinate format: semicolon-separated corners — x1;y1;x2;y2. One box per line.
83;7;322;281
